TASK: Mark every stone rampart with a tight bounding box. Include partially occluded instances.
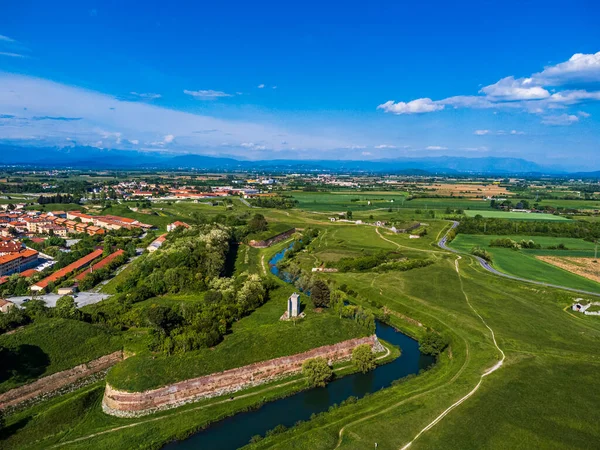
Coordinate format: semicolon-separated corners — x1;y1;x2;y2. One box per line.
248;228;295;248
103;335;381;417
0;351;123;409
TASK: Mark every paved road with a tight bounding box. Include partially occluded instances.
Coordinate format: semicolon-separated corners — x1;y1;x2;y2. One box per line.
438;221;600;298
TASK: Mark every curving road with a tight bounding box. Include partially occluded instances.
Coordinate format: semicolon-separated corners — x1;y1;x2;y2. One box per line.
438;221;600;298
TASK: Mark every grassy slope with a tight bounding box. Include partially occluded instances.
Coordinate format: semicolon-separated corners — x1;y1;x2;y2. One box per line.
0;319;122;393
451;234;600;293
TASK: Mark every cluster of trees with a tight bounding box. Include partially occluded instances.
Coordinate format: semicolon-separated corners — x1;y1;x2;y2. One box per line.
114;225;232;302
246;213;268;234
146;275;268;354
471;246;493;262
419;330;449;356
0;296;82;334
284;228;319;260
78;252;129;291
36;193;80;205
248;195;297;209
488;238;548;250
374;258;435;273
457;217;600;241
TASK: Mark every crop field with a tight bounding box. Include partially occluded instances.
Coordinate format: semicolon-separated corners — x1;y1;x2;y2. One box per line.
536;256;600;284
290;191;407;212
450;234;600;293
423;182;512;197
464;209;570;220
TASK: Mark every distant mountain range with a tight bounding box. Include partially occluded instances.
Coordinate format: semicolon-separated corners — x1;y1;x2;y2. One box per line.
0;144;597;177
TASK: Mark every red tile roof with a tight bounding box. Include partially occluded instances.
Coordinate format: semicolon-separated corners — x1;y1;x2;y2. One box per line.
75;249;125;281
33;248;103;289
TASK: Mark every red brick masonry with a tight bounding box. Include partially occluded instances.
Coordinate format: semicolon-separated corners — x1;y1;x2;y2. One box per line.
0;351;123;409
103;335;381;417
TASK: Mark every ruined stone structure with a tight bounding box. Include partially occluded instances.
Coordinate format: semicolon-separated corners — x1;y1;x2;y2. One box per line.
248;228;296;248
103;335;382;417
0;351;123;409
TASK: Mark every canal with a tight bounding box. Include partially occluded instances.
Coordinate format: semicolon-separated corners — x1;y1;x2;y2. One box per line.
164;244;434;449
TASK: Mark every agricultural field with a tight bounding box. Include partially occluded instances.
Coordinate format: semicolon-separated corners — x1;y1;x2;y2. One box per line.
464;209;570;221
422;182;512;197
536;256;600;284
450;233;600;293
290;191;407;212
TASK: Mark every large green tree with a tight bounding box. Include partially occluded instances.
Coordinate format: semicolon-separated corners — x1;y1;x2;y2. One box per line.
352;344;376;373
311;280;330;308
302;357;333;387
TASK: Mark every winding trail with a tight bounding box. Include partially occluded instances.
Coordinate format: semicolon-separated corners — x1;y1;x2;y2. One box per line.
398;255;505;449
439;221;600;298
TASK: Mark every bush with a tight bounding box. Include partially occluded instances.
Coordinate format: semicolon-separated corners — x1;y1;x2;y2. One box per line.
471;246;493;262
311;280;331;307
302;357;333;387
352;344;376;373
419;331;449;356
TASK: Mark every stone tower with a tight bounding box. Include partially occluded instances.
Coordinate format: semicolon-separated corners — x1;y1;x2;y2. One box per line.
288;292;300;318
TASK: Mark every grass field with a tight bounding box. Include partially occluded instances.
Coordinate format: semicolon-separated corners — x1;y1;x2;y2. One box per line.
450;234;600;293
3;208;600;450
464;209;570;220
0;319;122;393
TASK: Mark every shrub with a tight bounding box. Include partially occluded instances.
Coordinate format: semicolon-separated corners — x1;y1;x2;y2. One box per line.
419;331;449;356
302;357;333;387
352;344;376;373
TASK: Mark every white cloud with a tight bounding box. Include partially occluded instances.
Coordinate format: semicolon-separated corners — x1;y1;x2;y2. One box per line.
130;91;162;100
272;86;277;89
0;35;15;43
0;52;26;58
183;89;232;99
532;52;600;86
462;146;488;152
480;76;550;100
374;144;397;149
541;114;579;126
0;73;351;154
257;84;265;89
377;98;444;114
578;111;591;118
163;134;174;143
510;130;525;135
425;145;447;150
377;52;600;121
361;151;372;156
474;130;490;135
240;142;267;150
128;139;139;145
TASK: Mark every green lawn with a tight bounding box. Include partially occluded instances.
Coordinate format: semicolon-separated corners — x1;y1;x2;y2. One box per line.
450;234;600;293
0;319;122;393
464;209;569;221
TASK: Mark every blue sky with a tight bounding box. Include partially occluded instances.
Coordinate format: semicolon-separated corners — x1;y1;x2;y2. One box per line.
1;0;599;168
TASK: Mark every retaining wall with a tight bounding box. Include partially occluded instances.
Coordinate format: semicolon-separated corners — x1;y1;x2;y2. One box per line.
0;351;123;409
103;335;381;417
248;228;296;248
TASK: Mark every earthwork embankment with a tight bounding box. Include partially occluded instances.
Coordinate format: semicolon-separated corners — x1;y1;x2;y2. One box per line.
103;335;382;417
